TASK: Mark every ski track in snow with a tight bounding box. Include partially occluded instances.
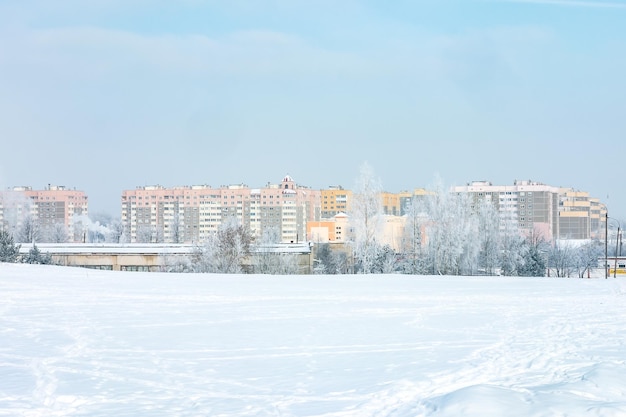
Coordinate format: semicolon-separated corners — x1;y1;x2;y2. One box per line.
1;264;626;416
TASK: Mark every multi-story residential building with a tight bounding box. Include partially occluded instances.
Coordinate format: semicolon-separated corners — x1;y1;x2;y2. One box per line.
320;186;352;218
398;188;432;216
121;175;321;244
307;212;406;252
558;189;606;240
381;192;401;216
453;180;605;241
0;185;89;242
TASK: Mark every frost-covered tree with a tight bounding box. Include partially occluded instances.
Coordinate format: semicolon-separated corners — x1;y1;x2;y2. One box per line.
154;226;165;243
313;243;347;274
500;225;526;276
23;244;53;265
573;240;603;278
16;215;40;243
136;225;163;243
193;218;253;273
169;211;183;244
400;197;427;274
476;199;501;275
371;244;397;274
421;179;480;275
351;162;384;274
0;230;21;263
519;232;548;277
252;228;300;274
106;218;125;243
252;228;280;273
43;222;69;243
548;240;575;277
135;225;151;243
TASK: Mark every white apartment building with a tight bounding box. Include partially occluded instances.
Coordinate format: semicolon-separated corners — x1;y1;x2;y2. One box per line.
453;180;606;241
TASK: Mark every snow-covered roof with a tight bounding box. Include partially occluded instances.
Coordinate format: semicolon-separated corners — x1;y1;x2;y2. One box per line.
251;242;311;254
18;242;312;255
18;243;196;255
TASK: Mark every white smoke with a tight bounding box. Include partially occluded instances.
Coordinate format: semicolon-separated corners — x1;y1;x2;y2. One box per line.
73;214;114;242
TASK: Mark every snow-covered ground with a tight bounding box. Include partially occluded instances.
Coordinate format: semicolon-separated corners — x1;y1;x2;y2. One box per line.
1;263;626;417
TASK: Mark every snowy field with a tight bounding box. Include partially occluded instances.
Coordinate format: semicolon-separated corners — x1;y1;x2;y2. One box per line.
1;263;626;417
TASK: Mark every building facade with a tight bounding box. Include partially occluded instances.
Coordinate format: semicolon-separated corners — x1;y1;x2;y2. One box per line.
0;185;89;243
320;186;352;219
558;189;605;240
121;175;321;244
398;188;432;216
307;213;350;243
453;180;605;241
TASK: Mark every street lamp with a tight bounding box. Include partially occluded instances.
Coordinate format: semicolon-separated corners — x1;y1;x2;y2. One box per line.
605;213;621;279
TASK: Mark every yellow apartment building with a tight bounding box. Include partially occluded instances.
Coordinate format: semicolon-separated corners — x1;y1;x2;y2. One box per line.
320;186;352;219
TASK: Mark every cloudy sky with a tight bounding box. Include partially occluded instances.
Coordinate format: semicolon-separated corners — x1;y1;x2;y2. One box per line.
0;0;625;219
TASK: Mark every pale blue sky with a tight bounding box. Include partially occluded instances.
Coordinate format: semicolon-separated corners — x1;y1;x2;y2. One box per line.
0;0;625;219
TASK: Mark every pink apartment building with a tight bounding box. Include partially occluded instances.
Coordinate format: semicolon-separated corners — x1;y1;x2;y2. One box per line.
121;175;321;244
0;185;89;242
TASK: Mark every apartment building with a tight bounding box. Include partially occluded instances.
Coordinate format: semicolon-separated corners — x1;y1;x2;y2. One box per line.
320;186;352;218
0;185;89;242
381;192;401;216
121;175;321;244
453;180;605;241
321;187;432;218
398;188;432;216
558;189;606;240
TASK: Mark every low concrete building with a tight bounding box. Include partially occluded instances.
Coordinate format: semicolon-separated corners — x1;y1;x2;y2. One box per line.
19;242;314;273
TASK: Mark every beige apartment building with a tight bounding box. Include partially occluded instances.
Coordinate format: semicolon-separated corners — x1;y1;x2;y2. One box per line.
320;186;352;218
121;175;321;244
0;185;89;242
399;188;432;215
453;180;606;241
558;189;606;240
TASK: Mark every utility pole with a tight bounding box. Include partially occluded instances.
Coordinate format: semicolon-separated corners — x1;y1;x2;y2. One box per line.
605;213;621;278
615;225;620;278
605;212;608;279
